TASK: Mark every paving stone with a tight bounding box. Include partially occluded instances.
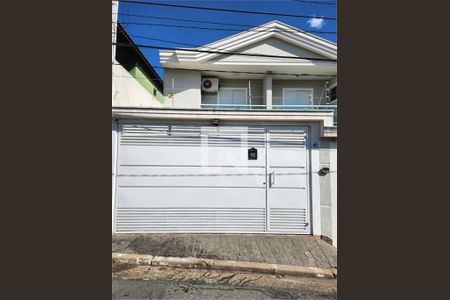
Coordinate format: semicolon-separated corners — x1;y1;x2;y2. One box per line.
112;233;337;269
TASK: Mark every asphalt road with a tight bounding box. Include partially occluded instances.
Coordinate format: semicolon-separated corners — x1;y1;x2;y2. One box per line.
112;265;337;299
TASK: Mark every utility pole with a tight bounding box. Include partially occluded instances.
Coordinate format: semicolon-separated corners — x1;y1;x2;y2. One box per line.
112;1;119;64
112;1;119;102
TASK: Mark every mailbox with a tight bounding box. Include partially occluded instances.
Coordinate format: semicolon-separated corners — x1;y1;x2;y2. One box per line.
248;147;258;160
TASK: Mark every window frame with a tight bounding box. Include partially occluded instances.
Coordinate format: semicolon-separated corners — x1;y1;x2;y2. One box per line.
217;87;248;106
282;88;314;106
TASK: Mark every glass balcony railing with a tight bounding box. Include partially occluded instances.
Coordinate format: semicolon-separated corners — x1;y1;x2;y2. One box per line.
200;104;337;125
201;104;267;109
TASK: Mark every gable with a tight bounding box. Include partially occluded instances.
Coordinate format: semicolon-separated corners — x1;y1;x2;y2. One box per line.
208;37;329;63
160;21;337;65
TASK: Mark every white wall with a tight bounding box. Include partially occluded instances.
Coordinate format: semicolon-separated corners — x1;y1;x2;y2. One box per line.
310;124;322;237
330;140;337;247
317;138;337;247
112;120;118;232
112;63;163;108
163;69;202;108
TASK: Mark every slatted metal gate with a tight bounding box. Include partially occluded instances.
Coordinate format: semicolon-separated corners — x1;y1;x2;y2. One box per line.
113;122;310;234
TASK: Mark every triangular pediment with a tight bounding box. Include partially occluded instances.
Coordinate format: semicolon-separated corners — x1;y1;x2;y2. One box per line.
208;37;330;63
160;20;337;65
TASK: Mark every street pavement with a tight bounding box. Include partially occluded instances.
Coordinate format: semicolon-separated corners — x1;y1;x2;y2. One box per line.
112;234;337;269
112;265;337;299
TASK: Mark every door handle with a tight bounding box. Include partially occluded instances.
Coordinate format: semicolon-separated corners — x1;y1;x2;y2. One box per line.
269;171;275;187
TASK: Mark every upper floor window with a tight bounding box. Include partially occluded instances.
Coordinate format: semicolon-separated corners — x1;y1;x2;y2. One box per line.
218;88;247;105
282;88;313;106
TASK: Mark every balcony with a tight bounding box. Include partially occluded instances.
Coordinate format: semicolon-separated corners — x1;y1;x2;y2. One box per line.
200;104;337;125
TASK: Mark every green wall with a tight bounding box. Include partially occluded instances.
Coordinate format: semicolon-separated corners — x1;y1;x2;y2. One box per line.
128;66;164;103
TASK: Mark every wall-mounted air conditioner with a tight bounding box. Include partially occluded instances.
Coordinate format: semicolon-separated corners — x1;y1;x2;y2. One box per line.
201;78;219;92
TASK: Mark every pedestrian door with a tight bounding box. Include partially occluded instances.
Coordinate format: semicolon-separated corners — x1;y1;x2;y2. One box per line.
113;122;310;234
266;127;310;233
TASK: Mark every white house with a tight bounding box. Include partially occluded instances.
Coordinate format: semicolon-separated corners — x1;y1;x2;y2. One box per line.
112;21;337;246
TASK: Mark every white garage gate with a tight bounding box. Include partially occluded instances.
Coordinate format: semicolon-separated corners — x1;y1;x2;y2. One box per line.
113;122;311;234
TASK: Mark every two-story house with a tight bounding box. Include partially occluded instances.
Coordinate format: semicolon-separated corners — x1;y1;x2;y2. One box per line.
112;21;337;246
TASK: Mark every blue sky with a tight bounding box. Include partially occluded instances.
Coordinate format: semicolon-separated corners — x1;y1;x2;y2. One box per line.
117;0;337;78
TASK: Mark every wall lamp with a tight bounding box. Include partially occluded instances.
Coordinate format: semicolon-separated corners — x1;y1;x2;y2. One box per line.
318;167;330;176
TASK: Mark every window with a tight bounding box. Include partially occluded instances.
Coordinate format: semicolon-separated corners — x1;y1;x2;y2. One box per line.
282;89;313;106
218;88;247;105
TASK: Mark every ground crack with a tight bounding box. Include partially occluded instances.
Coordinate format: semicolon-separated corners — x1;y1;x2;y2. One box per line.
197;270;210;280
218;273;236;284
200;258;212;268
240;276;263;285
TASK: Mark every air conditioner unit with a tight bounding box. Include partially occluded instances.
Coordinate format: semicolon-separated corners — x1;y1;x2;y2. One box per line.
201;78;219;92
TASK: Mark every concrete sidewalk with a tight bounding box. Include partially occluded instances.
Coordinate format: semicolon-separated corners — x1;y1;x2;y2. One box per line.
112;234;337;270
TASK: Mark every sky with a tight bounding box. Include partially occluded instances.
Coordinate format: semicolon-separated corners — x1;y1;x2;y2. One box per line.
116;0;337;78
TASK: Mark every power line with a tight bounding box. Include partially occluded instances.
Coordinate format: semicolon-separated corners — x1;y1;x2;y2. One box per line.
129;34;204;48
127;33;251;53
117;0;337;21
119;20;337;35
127;33;232;53
293;0;337;6
114;42;337;62
128;33;334;57
119;13;259;28
117;13;337;35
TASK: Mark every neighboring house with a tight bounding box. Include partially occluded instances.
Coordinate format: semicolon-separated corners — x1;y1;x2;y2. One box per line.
112;21;338;246
112;23;164;107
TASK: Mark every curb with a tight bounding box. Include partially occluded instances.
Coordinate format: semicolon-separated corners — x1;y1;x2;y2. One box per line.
112;253;335;279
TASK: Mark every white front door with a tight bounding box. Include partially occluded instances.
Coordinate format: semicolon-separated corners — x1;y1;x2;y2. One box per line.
283;89;313;106
266;126;310;233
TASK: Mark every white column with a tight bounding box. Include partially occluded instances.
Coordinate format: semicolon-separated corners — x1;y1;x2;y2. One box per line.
112;120;119;233
263;74;273;109
310;125;322;237
330;140;337;247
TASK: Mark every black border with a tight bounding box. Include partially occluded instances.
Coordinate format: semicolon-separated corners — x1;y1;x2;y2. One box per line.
339;0;450;299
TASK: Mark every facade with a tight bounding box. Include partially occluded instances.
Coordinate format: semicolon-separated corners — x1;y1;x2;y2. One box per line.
112;21;337;246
